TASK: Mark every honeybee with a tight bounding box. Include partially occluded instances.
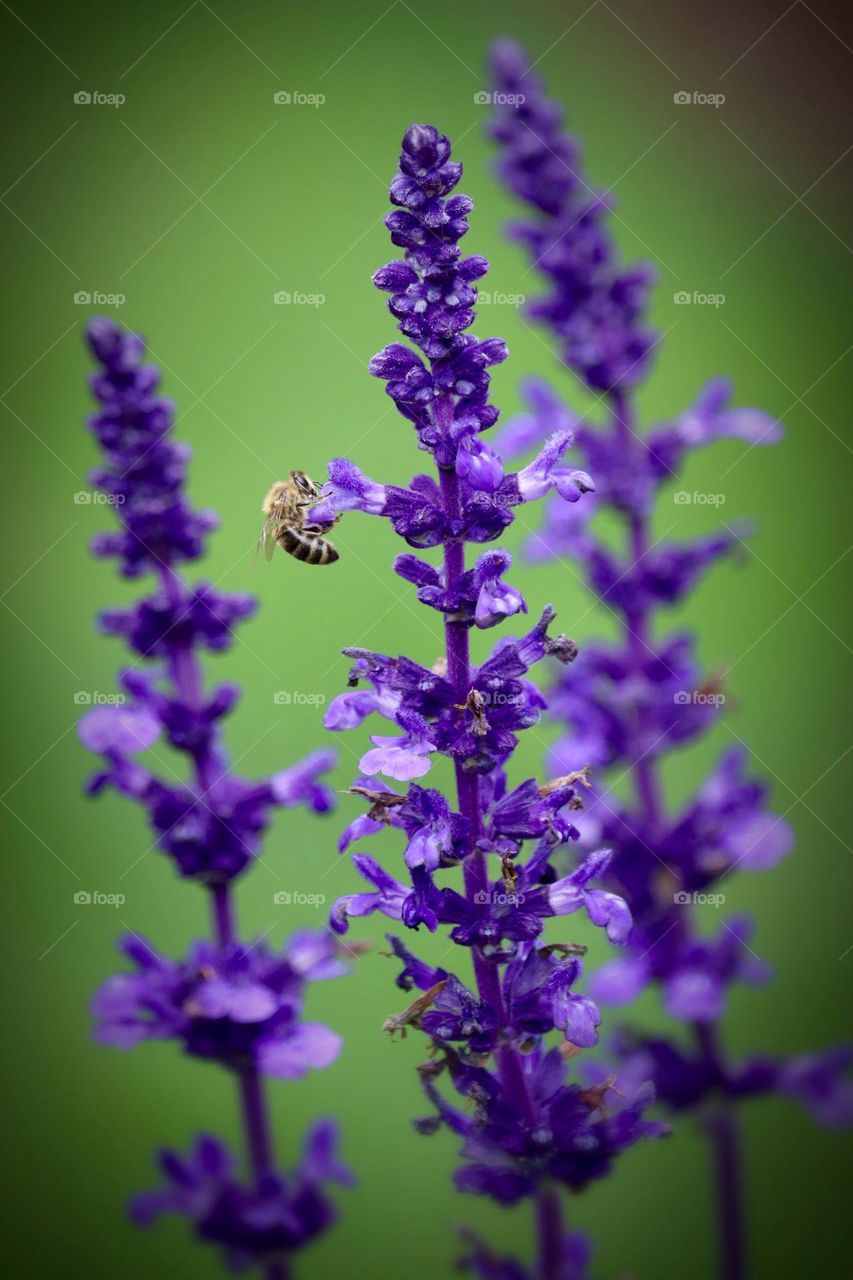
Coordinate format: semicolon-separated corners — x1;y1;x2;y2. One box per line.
259;471;339;566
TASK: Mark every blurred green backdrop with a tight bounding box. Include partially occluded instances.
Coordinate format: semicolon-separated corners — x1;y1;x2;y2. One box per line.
1;0;850;1276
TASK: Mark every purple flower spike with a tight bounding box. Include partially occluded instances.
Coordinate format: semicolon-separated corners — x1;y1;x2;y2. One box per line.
488;41;849;1279
318;123;658;1277
79;319;350;1269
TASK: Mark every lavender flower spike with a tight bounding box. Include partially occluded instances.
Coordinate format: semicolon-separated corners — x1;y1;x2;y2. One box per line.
489;42;851;1280
79;318;350;1277
323;125;664;1278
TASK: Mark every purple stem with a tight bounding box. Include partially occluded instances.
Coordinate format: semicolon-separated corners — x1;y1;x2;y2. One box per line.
160;564;287;1280
437;448;554;1224
210;888;288;1280
211;882;235;946
695;1023;746;1280
610;390;746;1280
536;1185;564;1280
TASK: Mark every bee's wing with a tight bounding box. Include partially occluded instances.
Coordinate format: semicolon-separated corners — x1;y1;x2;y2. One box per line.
255;513;278;563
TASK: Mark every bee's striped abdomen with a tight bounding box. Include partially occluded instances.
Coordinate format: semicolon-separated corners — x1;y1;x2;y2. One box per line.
279;526;339;566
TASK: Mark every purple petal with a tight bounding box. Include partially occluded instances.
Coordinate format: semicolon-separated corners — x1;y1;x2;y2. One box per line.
227;983;279;1024
588;955;650;1005
583;889;632;944
78;705;161;754
286;929;349;980
555;992;601;1048
664;970;724;1022
258;1023;342;1078
731;814;794;871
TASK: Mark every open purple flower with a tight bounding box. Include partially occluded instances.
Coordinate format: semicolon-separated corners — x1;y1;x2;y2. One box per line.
94;932;344;1078
132;1121;353;1273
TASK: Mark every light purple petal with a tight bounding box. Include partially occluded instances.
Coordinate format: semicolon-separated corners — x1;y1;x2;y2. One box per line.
664;970;724;1022
547;877;584;916
588;955;650;1006
258;1023;342;1079
227;983;279;1024
583;888;633;944
360;736;434;781
189;979;234;1019
731;814;794;871
78;705;161;754
286;929;348;980
554;992;601;1048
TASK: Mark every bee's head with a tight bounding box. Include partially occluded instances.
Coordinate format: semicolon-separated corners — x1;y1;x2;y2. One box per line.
290;470;320;499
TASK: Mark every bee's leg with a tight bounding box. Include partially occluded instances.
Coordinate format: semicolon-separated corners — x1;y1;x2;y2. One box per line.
305;514;340;528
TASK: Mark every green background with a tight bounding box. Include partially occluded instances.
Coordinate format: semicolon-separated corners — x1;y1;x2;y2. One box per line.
1;0;850;1275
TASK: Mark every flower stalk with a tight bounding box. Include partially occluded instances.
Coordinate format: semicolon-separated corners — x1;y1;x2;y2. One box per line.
320;123;665;1280
78;318;351;1275
488;37;852;1280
